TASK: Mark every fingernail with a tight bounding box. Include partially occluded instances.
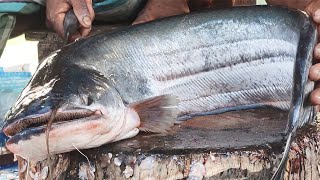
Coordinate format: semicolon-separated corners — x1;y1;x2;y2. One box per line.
82;16;91;27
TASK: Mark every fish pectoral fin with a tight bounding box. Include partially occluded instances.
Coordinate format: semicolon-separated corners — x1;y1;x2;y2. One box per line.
129;94;179;134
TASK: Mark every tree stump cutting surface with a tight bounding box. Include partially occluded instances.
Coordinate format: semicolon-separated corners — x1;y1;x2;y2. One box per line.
18;107;314;180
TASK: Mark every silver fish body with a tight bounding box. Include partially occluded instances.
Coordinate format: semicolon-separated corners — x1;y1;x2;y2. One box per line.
1;6;317;163
59;6;314;120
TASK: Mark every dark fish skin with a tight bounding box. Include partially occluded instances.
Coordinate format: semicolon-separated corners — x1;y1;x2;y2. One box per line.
0;6;318;167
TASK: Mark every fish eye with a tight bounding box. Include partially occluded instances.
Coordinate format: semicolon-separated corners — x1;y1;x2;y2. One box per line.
87;96;94;106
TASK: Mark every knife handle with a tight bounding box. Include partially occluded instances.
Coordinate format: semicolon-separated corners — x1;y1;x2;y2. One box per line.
63;9;79;40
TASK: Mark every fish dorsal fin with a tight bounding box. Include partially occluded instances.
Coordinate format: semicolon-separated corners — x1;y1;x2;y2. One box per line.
129;95;179;133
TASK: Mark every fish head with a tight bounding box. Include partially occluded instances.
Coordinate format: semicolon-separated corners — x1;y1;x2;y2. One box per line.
1;60;140;161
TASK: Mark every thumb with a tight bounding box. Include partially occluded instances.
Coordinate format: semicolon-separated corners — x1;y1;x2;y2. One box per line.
68;0;93;28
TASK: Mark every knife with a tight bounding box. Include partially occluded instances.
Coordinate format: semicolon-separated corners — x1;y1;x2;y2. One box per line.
63;9;79;42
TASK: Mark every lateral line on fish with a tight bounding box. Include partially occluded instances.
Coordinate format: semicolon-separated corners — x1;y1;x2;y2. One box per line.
133;38;294;58
180;85;290;103
155;57;294;83
114;39;294;82
160;60;292;104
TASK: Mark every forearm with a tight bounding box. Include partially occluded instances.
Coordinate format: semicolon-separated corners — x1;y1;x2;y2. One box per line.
266;0;311;10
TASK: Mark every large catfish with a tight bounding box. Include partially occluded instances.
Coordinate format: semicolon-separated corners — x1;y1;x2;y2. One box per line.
1;6;317;176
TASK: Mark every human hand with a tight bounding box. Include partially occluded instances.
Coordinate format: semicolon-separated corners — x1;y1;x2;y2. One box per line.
265;1;320;107
46;0;95;41
305;1;320;106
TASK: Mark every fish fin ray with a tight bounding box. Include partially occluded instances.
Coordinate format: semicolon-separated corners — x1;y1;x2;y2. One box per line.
129;94;179;133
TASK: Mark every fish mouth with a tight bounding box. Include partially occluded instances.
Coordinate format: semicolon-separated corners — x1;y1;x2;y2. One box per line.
3;109;103;137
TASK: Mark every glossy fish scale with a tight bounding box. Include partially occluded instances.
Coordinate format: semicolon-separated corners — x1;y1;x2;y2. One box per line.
156;41;295;114
73;7;300;115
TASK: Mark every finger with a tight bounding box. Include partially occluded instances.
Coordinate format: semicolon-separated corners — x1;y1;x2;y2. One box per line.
45;18;52;29
68;28;90;42
52;13;67;38
305;1;320;23
85;0;95;20
68;32;81;42
315;9;320;23
314;43;320;60
79;27;91;37
305;2;315;16
309;63;320;81
46;0;71;38
310;87;320;105
69;0;93;28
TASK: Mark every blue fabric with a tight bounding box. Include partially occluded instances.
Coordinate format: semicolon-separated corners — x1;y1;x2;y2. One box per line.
0;132;8;147
0;2;40;14
93;0;127;12
0;0;125;14
0;70;31;124
0;72;31;90
0;70;31;149
0;0;129;14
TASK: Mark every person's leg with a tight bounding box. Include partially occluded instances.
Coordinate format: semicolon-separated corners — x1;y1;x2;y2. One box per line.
133;0;190;25
132;0;256;25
